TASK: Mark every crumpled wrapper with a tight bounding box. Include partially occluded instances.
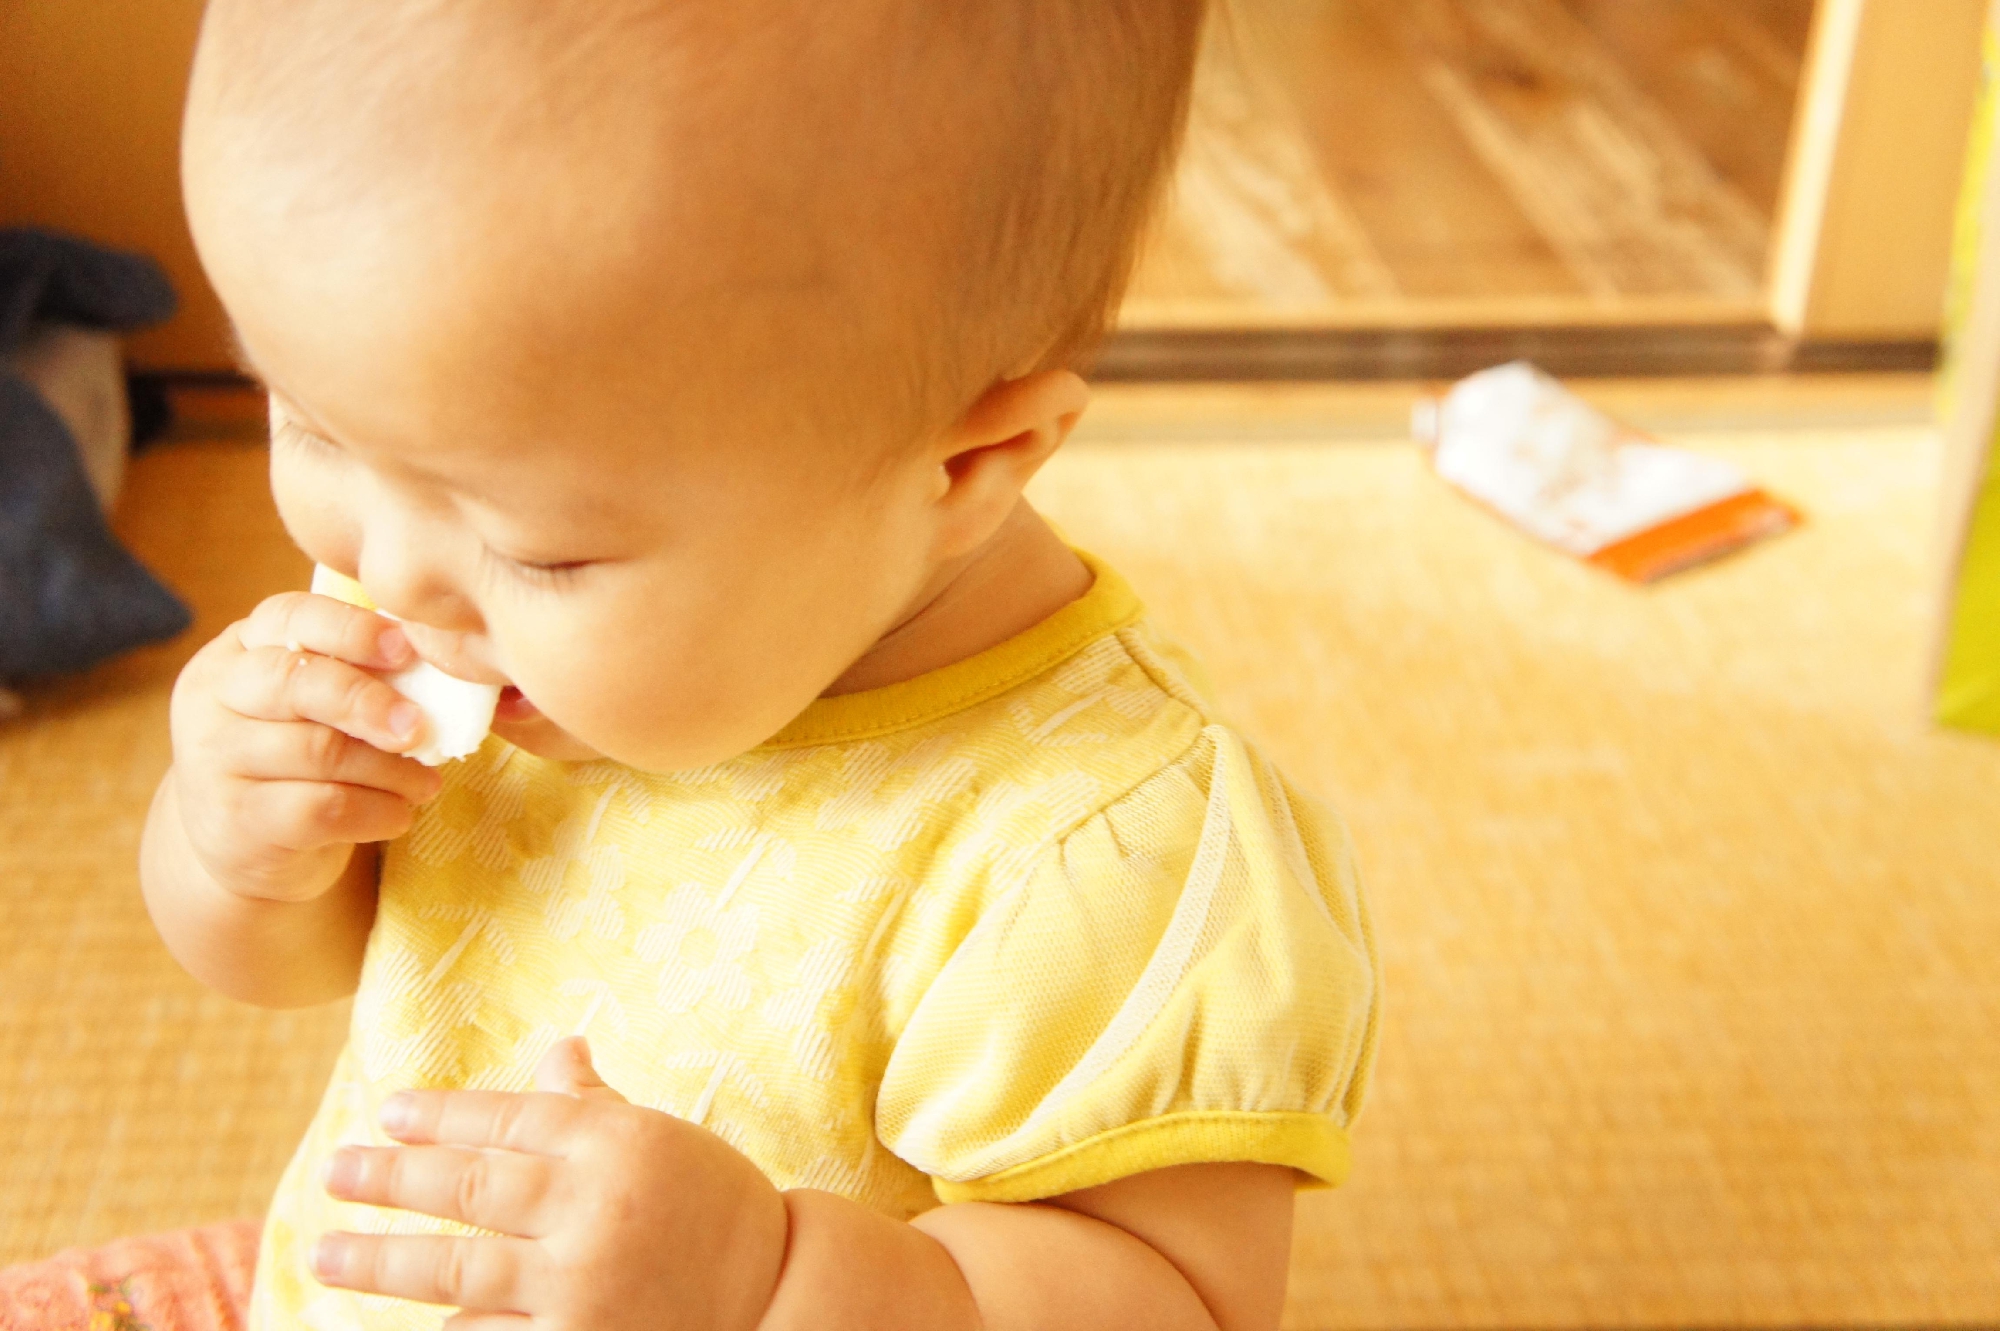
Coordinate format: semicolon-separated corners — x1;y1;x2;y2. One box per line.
1413;361;1800;583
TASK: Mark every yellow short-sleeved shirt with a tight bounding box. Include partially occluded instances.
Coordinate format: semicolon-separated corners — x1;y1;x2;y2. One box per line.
251;553;1381;1331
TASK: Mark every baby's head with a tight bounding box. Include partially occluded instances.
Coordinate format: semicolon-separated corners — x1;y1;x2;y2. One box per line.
182;0;1203;770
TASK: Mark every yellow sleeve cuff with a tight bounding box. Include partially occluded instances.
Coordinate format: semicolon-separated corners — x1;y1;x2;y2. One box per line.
929;1110;1353;1205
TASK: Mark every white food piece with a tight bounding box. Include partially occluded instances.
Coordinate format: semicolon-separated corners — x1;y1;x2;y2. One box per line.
379;657;501;766
307;565;501;766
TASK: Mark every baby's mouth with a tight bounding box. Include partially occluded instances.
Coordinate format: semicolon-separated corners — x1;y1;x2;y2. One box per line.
494;685;539;722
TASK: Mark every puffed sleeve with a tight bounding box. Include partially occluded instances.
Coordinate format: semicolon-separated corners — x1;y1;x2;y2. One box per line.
874;723;1380;1204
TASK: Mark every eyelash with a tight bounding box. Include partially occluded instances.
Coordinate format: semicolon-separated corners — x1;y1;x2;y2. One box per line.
278;417;584;593
274;418;336;457
479;544;586;591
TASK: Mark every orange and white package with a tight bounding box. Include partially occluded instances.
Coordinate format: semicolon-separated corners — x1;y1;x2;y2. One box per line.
1413;362;1800;583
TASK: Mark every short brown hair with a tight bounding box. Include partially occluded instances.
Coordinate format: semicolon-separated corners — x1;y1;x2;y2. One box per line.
918;2;1208;399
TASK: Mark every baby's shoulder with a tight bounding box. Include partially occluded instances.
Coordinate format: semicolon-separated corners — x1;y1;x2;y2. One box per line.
823;614;1231;872
867;627;1379;1201
854;615;1364;980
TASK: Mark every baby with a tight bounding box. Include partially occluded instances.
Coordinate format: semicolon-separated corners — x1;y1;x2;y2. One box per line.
142;1;1380;1328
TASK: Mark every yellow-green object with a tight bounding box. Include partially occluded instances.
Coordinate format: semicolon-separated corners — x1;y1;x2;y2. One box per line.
1939;478;2000;731
1937;19;2000;734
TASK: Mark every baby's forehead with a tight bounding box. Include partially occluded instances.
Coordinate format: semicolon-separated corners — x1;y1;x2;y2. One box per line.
192;0;975;326
193;0;947;197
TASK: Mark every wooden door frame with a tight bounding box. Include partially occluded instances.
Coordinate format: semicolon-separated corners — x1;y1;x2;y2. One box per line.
1769;0;1988;340
1099;0;1986;382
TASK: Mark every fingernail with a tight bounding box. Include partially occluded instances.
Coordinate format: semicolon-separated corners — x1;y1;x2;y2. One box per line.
388;702;421;741
311;1234;344;1280
377;626;412;666
322;1148;360;1195
380;1092;416;1134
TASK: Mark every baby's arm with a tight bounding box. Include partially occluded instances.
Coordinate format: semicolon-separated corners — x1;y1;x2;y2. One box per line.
311;1040;1294;1330
766;1163;1293;1331
139;591;441;1008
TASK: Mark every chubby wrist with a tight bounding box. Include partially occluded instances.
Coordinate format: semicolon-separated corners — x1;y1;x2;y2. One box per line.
754;1189;980;1331
139;776;377;1006
163;768;349;903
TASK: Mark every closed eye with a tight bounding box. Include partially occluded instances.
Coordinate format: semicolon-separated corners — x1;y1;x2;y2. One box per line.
273;412;595;592
274;418;340;457
479;544;590;590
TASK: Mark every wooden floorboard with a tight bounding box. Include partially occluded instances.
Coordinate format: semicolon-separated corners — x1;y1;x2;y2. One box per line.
1733;0;1821;56
1132;13;1400;310
1554;0;1807;217
1124;0;1815;330
1254;0;1584;299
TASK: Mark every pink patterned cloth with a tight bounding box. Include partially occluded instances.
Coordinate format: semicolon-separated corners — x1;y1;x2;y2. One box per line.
0;1222;260;1331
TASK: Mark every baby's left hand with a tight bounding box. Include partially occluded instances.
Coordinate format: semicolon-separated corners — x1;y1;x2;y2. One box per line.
313;1037;789;1331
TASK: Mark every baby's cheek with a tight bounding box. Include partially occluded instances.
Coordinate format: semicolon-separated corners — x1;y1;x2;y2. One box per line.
499;627;669;761
270;454;359;574
505;577;835;771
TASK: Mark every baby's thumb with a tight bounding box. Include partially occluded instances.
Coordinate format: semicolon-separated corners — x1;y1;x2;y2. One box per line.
534;1035;627;1103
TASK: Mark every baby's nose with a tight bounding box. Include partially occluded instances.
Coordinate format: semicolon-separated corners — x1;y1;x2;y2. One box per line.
392;620;508;686
355;540;482;637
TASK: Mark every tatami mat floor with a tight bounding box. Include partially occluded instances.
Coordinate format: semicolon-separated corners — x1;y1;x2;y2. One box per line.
2;380;1996;1328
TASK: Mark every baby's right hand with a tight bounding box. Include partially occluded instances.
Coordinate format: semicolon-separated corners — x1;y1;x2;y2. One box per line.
168;591;444;903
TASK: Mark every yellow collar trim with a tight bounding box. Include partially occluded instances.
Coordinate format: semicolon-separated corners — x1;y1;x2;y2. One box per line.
758;549;1142;750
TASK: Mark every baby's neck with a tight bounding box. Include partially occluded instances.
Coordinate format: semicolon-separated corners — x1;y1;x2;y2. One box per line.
822;503;1091;697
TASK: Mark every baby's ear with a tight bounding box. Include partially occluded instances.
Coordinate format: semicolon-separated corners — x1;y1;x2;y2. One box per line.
928;369;1088;556
946;368;1090;476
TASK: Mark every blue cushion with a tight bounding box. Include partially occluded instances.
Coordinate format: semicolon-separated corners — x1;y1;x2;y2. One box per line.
1;229;190;683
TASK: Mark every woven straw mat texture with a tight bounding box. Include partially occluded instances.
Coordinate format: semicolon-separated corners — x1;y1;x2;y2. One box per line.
1;390;1995;1330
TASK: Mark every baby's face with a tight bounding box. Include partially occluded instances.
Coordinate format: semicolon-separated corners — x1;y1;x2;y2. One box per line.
187;133;946;771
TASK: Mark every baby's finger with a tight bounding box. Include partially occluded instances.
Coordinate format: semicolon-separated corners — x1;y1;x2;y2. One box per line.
236;591;413;671
244;778;422;852
221;647;423;753
235;720;442;805
323;1144;561;1239
310;1231;546;1314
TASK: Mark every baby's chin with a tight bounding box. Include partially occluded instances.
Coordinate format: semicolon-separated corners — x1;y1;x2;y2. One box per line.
488;674;837;773
486;692;764;770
